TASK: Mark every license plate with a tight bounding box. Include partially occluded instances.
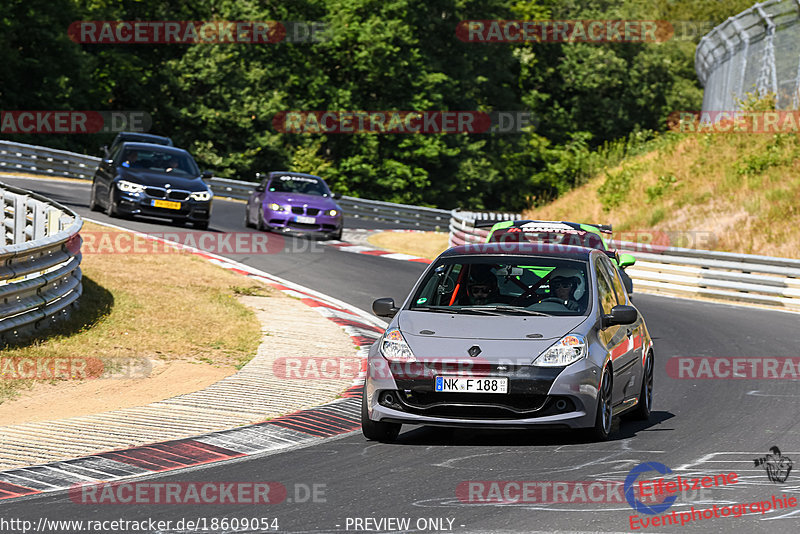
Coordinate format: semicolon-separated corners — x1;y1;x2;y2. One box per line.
152;199;181;210
435;376;508;393
295;215;315;224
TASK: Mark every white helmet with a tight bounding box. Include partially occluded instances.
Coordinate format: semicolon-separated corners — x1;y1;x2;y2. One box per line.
548;267;586;300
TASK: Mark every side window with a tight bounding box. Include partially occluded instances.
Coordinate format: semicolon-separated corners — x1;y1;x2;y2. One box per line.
599;256;627;304
595;260;617;316
109;144;123;162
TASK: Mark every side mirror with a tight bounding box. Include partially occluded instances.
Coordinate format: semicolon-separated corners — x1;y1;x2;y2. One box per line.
332;192;342;200
372;297;399;318
201;170;213;180
602;305;638;328
102;158;114;166
255;184;266;192
619;253;636;269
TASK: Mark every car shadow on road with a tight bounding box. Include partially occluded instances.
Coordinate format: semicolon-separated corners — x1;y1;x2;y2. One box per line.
391;410;675;447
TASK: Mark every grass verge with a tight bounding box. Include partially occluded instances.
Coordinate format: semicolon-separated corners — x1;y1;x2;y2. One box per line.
367;231;450;260
0;221;263;404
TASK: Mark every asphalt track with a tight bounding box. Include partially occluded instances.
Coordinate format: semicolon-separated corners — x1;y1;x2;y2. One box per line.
1;175;799;533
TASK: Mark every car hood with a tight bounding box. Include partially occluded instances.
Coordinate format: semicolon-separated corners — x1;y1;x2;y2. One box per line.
264;192;338;208
117;168;207;191
396;311;591;363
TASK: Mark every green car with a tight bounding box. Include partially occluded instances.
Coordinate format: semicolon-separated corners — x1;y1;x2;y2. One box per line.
485;220;636;294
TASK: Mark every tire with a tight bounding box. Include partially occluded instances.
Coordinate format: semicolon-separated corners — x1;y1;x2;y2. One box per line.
193;220;209;230
629;352;653;420
105;190;118;218
257;209;268;232
329;227;343;240
361;388;401;443
588;366;613;441
244;208;254;228
89;183;101;212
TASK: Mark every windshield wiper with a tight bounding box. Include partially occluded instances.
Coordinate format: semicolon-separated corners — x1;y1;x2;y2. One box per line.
412;306;502;316
464;306;553;316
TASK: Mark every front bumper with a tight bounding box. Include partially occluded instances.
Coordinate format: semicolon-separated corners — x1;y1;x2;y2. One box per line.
114;189;211;222
263;209;342;234
364;352;601;429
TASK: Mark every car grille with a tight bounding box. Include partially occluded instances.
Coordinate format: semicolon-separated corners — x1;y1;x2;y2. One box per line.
290;206;321;216
288;222;319;230
167;191;190;201
145;187;166;198
385;390;573;420
144;187;190;201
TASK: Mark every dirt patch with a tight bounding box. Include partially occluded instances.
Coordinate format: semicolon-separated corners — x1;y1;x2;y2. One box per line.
0;360;234;425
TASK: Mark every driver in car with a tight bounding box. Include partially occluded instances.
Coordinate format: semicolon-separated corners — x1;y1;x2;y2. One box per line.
548;270;581;311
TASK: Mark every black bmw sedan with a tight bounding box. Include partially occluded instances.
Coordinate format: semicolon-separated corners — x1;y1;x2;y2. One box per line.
90;142;213;229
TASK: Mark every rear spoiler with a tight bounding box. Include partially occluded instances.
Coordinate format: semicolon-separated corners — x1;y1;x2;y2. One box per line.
587;223;613;234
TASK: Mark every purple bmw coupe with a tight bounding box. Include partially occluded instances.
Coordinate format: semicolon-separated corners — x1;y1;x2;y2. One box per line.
245;172;343;239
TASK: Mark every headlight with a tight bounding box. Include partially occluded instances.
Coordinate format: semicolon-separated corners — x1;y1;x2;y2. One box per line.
380;328;416;363
116;180;145;193
533;334;587;367
190;191;212;201
326;209;339;216
268;203;288;212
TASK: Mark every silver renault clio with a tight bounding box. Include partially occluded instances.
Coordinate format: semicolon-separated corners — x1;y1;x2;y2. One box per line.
361;242;654;442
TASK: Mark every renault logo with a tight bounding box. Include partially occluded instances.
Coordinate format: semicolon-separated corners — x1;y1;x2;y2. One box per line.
468;345;481;357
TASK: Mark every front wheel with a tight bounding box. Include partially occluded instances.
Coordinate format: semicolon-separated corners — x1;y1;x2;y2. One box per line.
105;191;118;218
361;388;401;443
244;208;254;228
257;209;269;232
329;227;343;240
89;183;101;211
588;366;613;441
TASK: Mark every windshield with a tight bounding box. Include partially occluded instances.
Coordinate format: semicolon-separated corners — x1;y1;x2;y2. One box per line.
410;256;591;316
268;175;329;196
118;149;199;177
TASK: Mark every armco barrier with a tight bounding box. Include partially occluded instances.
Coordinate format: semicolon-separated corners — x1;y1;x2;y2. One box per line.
449;212;800;312
0;141;450;230
448;210;521;247
0;182;83;342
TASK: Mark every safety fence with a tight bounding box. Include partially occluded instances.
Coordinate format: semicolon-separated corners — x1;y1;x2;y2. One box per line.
0;141;450;230
449;211;800;312
0;182;83;342
696;0;800;111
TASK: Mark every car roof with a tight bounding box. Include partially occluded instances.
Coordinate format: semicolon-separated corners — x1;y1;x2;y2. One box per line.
114;132;172;144
117;142;191;156
441;242;597;260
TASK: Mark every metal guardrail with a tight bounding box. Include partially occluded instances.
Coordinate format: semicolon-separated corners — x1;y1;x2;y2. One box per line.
0;140;101;180
448;212;800;312
0;182;83;343
0;141;451;230
448;210;521;247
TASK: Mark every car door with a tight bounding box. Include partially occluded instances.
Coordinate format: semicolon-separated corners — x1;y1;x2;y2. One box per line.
598;255;641;405
594;257;631;408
